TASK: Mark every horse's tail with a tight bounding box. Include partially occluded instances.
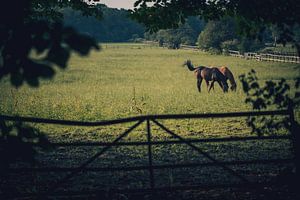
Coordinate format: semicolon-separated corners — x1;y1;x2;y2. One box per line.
183;60;196;71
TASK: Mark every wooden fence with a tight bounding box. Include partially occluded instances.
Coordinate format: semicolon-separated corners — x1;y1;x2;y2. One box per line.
143;41;199;50
229;50;300;63
142;41;300;63
180;44;199;50
0;108;297;199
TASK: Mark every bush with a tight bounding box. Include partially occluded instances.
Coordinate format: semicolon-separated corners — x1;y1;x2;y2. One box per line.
208;47;221;54
237;38;264;53
221;39;240;51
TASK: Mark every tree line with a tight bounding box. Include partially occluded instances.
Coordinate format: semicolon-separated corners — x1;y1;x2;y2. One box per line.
64;4;299;54
63;4;145;42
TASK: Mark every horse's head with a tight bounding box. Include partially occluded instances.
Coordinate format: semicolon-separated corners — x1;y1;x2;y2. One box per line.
223;83;229;93
212;68;229;93
230;84;237;92
220;79;229;93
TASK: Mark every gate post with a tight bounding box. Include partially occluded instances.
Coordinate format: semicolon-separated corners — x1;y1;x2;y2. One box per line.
288;104;299;176
146;119;155;189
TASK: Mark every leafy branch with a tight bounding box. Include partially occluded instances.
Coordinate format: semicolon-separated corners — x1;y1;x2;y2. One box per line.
239;70;299;136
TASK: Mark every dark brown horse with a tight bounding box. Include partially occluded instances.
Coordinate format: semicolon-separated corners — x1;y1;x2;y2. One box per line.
183;60;229;93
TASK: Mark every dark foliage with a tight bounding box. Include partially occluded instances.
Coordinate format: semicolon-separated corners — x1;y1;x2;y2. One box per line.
0;119;51;170
0;0;102;169
0;0;102;88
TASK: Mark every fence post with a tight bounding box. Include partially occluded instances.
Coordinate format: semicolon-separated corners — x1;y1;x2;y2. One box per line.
146;119;155;189
288;104;299;176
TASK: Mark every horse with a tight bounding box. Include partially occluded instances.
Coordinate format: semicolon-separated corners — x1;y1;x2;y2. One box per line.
183;60;229;93
206;66;237;91
218;66;237;91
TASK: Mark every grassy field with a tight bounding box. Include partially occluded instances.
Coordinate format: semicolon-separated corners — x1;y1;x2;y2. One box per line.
0;43;298;198
0;43;298;137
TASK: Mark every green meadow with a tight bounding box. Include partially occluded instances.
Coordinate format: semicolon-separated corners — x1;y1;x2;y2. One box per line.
0;43;298;138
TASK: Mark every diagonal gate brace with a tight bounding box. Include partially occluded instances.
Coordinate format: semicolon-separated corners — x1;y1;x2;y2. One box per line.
43;119;145;196
151;119;251;184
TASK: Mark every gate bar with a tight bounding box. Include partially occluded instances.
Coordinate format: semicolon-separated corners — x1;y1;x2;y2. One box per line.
147;119;155;189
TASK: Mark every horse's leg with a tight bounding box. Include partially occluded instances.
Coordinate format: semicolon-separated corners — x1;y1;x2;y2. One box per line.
218;80;225;92
197;78;203;92
205;80;210;92
208;81;214;93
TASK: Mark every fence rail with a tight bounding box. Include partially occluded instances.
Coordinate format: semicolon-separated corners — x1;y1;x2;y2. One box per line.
142;42;300;63
0;109;289;125
180;44;199;50
229;50;300;63
0;108;297;199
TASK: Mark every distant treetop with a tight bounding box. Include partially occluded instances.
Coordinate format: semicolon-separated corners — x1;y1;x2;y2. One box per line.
131;0;300;55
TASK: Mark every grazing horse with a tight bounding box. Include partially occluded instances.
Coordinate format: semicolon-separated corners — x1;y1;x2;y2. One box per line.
183;60;229;93
218;66;237;91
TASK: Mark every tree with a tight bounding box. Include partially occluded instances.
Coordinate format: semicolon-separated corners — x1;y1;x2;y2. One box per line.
145;17;204;47
131;0;300;55
197;17;237;51
197;17;265;53
63;5;145;42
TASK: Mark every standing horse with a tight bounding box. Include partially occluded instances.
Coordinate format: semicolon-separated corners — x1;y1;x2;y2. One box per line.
183;60;229;93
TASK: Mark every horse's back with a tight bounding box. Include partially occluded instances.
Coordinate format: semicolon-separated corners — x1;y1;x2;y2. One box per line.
200;67;213;80
219;66;234;79
212;68;226;81
218;66;230;74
